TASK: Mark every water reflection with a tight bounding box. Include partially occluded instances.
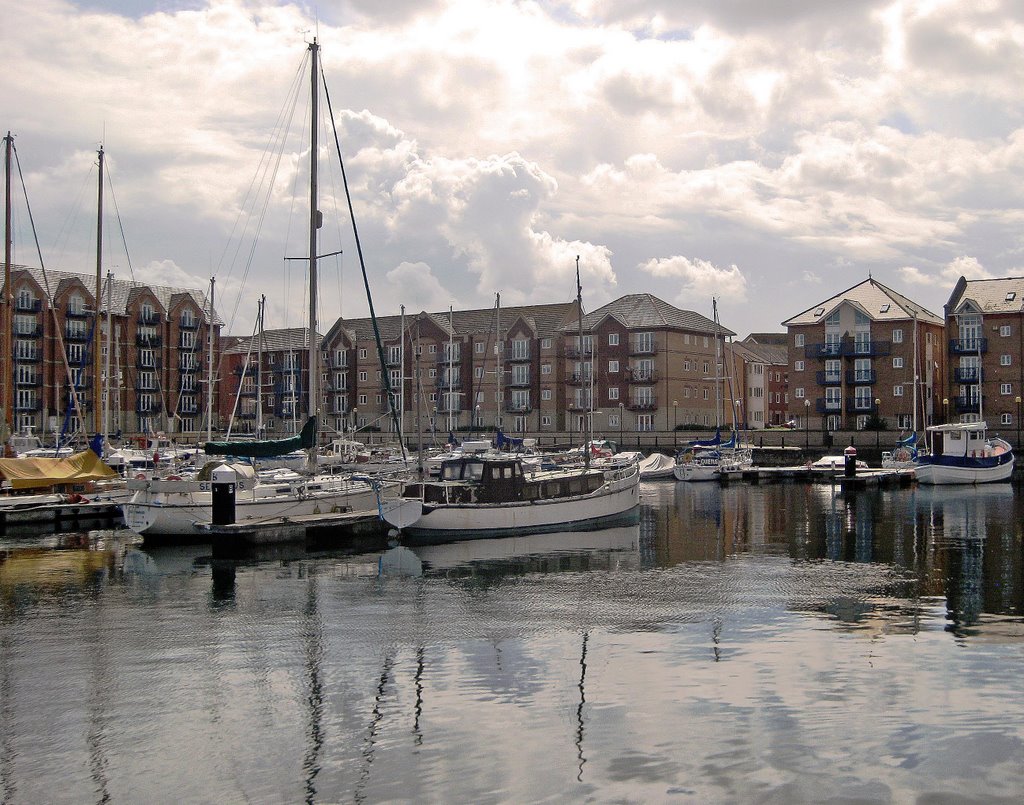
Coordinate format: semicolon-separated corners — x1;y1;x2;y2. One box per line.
0;489;1022;802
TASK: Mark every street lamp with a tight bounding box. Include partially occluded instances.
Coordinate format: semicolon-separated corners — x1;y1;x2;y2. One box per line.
475;404;480;432
804;398;810;449
673;400;678;446
618;401;624;448
874;398;881;450
1016;395;1021;449
942;397;949;425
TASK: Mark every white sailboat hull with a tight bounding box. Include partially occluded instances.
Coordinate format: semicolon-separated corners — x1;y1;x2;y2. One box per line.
123;475;389;538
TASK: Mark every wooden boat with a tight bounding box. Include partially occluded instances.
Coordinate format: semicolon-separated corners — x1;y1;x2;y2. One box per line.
913;421;1013;485
380;454;640;543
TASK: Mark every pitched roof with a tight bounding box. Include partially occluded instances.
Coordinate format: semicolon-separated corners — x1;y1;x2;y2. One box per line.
947;275;1024;315
561;293;733;336
336;301;577;343
782;277;943;327
10;264;223;325
223;327;321;355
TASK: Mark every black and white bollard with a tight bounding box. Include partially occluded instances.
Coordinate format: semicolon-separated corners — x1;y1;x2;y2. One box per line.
211;465;237;526
844;445;858;478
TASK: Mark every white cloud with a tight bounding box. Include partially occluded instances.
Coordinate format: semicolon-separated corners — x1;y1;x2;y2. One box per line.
639;255;748;303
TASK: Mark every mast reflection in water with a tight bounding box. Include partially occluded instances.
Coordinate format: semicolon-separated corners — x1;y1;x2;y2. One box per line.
1;483;1022;803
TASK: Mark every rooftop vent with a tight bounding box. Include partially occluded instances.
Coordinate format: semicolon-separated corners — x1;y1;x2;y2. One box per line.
813;307;825;317
1005;292;1016;302
879;303;890;313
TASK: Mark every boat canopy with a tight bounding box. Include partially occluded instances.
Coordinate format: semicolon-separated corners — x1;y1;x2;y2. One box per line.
203;416;316;458
0;435;116;490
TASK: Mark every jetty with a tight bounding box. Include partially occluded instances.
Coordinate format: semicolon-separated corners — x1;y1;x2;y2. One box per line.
203;509;389;558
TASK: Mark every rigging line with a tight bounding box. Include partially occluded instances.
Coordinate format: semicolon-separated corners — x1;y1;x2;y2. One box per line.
103;167;135;282
46;158;93;268
216;51;308;279
221;52;309;333
12;145;84;432
322;66;405;459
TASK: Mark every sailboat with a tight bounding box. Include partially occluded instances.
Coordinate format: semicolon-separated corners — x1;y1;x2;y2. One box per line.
122;39;401;541
674;300;753;482
379;258;640;542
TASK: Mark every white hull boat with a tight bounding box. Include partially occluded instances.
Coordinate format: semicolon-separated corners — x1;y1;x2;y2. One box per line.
638;452;677;480
123;463;393;539
380;455;640;544
914;421;1013;485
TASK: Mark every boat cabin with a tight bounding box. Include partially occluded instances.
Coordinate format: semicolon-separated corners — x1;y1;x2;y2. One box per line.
927;422;1006;459
406;456;605;505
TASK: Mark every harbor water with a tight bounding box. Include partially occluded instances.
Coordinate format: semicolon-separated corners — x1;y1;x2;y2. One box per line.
1;481;1022;803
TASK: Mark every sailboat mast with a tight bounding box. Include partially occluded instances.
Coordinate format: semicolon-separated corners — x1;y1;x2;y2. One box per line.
206;277;215;443
3;132;13;451
912;311;918;433
400;304;405;441
93;145;104;438
103;270;112;447
307;38;321;469
577;255;589;468
448;305;454;435
713;298;722;429
257;295;264;436
495;293;501;428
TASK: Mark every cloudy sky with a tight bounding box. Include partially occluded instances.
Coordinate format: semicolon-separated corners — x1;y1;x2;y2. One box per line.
3;0;1023;337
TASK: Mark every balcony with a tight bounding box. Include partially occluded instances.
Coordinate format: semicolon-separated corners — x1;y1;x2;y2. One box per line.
135;383;159;393
506;376;532;388
15;298;42;312
232;363;256;375
13;324;43;338
949;338;988;355
14;351;41;363
436;376;462;390
239;387;257;397
566;372;593;386
436;351;461;365
841;340;891;358
236;411;257;420
436;401;462;413
565;347;593;360
65;305;89;319
136;334;162;348
177;341;202;351
14;399;42;412
629;341;657;356
815;371;842;386
625;369;659;384
954;367;983;383
505;402;532;413
137;312;161;326
14;374;41;387
627;398;658;411
135;401;163;415
805;342;842;359
567;402;593;411
954;396;981;414
176;403;201;415
846;397;878;413
508;349;531;363
136;358;162;370
179;318;200;330
845;369;876;385
816;398;843;414
64;329;89;343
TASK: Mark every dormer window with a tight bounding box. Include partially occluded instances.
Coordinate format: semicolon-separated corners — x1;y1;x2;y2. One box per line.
68;293;85;315
181;309;195;328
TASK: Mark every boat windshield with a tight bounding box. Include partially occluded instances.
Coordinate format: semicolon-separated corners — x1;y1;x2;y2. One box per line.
441;459;485;481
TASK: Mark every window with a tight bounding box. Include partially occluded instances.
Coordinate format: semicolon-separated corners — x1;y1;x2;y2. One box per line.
541;338;551;349
795;360;805;372
359;348;367;359
358;394;367;405
684;360;691;371
359;371;367;381
388;345;402;364
428;344;436;354
894;385;904;397
794;333;805;347
1001;354;1012;366
1001;325;1012;337
541;364;551;375
1001;383;1013;395
703;388;709;400
703;362;710;374
475;342;484;353
608;387;619;400
475;367;483;379
1001;413;1013;425
541;415;552;426
608;333;619;346
892;329;903;343
636;414;654;432
541;389;552;401
795;387;805;399
893;357;903;369
609;360;619;373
